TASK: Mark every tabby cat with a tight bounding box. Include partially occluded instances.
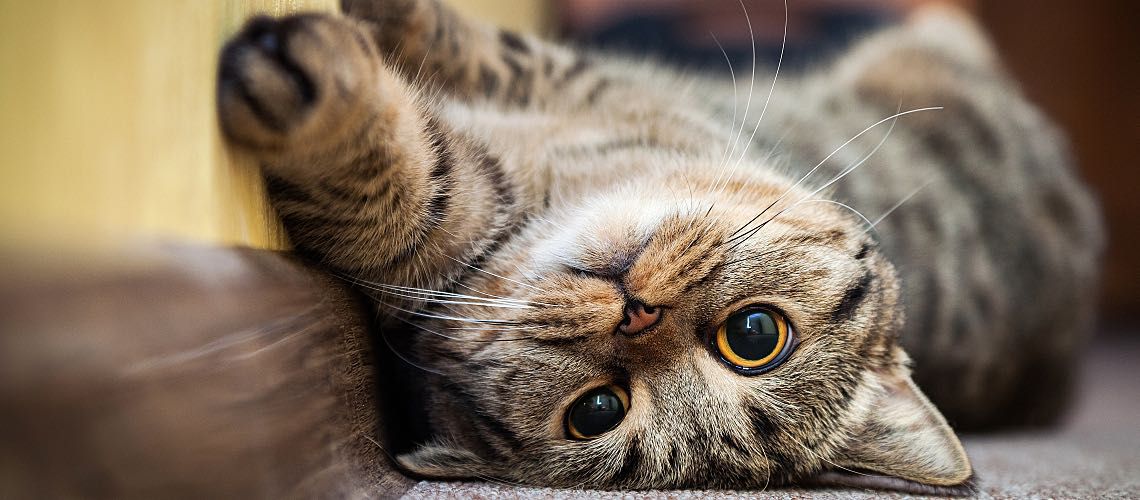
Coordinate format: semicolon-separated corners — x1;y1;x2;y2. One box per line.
216;0;1102;494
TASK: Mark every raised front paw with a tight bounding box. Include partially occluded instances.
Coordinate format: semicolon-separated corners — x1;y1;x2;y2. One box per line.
217;14;380;151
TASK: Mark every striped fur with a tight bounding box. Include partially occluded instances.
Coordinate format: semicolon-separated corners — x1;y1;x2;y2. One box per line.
216;1;1102;493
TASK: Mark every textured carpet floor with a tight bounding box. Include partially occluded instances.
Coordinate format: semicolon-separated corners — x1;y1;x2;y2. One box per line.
403;337;1140;499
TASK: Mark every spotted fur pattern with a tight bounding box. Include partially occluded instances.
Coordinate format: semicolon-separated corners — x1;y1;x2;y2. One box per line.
216;1;1102;493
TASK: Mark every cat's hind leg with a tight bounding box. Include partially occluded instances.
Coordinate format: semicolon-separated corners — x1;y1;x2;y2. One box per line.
218;14;527;293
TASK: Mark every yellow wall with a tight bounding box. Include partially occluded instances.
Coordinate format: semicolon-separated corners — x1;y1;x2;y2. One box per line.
0;0;545;251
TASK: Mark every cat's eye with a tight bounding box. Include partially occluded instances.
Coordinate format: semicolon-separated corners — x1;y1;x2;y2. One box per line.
714;307;796;374
565;384;629;440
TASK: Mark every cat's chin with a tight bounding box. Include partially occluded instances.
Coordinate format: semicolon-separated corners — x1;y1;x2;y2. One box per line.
803;469;979;497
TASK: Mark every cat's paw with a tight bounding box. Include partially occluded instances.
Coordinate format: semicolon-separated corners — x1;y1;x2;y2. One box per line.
217;14;379;151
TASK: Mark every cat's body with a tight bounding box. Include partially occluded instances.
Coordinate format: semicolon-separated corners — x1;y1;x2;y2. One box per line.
218;0;1102;493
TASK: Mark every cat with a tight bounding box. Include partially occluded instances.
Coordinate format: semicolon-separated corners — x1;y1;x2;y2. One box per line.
216;0;1103;494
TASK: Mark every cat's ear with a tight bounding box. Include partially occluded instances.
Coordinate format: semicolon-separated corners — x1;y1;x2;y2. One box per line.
835;4;999;106
826;359;974;494
395;441;489;480
902;4;998;69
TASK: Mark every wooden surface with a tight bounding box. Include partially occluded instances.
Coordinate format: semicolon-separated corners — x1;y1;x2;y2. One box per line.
0;0;545;251
975;0;1139;320
0;244;413;498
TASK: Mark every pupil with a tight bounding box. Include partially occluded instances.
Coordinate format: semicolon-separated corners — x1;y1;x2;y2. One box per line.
569;387;625;437
726;310;780;360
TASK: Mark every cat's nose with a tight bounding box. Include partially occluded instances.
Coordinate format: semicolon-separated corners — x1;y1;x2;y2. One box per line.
617;301;662;336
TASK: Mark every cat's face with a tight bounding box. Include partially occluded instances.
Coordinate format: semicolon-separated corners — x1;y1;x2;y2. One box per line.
397;165;972;493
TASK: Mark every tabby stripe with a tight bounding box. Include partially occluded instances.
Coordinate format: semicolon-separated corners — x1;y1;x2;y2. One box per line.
274;206;356;242
265;174;314;205
429;0;447;45
585;78;611;105
380;221;432;273
748;405;777;437
542;57;554;78
831;270;873;322
610;437;642;485
271;178;406;226
477;62;500;95
318;176;395;205
555;56;590;90
498;30;530;54
267;170;396;211
677;243;722;294
501;51;535;106
478;153;515;206
719;432;751;455
531;333;592;348
232;75;287;133
424;119;456;225
445;153;521;292
447;385;523;450
270;18;318;101
448;219;519;296
425;118;455;181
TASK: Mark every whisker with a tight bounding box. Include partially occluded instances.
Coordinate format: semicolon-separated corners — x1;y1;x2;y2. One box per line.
796;199;878;233
411;28;438;88
726;198;876;253
757;438;773;492
703;126;791;224
384;283;532;303
869;179;935;229
710;32;739;168
452;280;554;306
445;324;542;331
714;0;788;198
381;308;532;342
715;0;759;191
377;299;520;325
724;106;943;244
372;284;538;307
792;106;901;203
373;315;446;375
333;272;551;307
720;242;841;268
341;278;535;310
444;255;546;293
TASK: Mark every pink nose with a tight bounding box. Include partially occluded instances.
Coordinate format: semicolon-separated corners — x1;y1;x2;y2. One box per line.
618;302;662;336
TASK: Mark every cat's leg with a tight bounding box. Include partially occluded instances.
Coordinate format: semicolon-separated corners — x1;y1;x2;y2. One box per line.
218;14;527;292
342;0;611;108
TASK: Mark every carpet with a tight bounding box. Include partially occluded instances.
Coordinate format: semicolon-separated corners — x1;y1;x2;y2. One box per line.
403;336;1140;499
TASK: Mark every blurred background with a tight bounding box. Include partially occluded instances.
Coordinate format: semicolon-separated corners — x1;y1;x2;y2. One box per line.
0;2;1136;497
554;0;1139;330
0;0;1135;327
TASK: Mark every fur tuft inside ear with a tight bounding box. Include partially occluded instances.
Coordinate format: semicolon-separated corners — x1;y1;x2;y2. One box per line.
395;441;488;480
835;362;973;488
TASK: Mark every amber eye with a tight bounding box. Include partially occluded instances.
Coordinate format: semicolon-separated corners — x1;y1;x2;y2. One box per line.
566;385;629;440
715;307;795;374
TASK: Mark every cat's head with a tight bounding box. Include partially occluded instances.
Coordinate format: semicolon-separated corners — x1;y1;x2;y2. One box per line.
393;155;973;494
